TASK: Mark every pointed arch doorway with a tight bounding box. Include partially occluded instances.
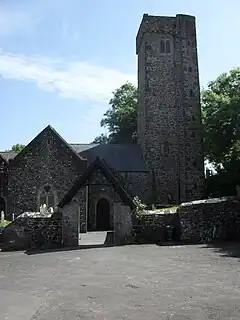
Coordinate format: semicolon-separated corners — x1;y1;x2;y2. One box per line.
0;196;6;214
96;198;111;231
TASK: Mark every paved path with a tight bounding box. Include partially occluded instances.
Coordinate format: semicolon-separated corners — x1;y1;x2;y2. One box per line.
0;244;240;319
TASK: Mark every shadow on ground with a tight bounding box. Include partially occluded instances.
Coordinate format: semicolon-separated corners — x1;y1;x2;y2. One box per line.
24;243;114;255
202;241;240;258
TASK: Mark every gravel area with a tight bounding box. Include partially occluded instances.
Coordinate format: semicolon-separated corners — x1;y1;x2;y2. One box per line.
0;244;240;319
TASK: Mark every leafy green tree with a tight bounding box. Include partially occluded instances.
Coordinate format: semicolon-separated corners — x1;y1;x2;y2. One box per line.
202;68;240;196
8;144;25;152
92;82;137;144
92;134;109;144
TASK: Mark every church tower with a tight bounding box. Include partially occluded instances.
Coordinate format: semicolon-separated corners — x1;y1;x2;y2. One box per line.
136;14;204;204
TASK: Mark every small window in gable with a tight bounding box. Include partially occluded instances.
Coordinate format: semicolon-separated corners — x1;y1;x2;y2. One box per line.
166;40;171;53
160;40;165;53
189;66;192;73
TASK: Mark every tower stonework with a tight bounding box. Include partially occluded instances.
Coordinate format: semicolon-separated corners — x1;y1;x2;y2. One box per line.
136;14;204;204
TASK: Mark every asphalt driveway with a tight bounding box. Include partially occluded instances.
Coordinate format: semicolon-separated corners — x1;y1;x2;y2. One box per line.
0;244;240;319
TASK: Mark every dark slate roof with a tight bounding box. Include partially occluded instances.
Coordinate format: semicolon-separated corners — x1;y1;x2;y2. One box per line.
70;143;149;172
58;157;134;208
0;140;148;172
0;152;18;162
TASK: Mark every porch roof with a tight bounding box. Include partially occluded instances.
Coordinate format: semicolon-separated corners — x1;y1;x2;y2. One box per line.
58;157;134;209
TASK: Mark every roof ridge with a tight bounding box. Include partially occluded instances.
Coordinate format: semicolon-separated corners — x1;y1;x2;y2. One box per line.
69;143;98;146
0;151;19;153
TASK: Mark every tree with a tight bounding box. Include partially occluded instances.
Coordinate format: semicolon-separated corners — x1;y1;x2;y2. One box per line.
92;82;137;144
202;68;240;196
8;144;25;152
92;134;108;144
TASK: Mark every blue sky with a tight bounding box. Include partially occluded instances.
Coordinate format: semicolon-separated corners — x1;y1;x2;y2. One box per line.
0;0;239;150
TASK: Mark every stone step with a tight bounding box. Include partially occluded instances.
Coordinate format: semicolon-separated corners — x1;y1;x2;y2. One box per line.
79;231;114;247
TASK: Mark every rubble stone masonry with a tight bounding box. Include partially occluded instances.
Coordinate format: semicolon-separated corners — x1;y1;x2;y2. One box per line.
136;14;204;204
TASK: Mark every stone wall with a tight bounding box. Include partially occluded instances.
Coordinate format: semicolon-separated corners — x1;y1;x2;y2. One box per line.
131;197;240;244
2;213;62;250
78;187;88;233
62;201;79;246
136;14;204;204
119;171;152;203
8;126;87;217
61;186;87;246
113;203;132;245
133;210;180;243
179;197;240;242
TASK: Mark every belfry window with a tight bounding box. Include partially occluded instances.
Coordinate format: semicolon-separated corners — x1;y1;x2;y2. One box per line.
39;185;55;208
160;40;165;53
166;40;171;53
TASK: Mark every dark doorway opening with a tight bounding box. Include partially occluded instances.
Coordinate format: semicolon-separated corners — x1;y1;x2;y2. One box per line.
0;197;6;214
96;198;111;231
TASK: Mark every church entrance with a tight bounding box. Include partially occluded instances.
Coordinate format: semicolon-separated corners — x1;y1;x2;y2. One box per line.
0;196;6;214
96;198;110;231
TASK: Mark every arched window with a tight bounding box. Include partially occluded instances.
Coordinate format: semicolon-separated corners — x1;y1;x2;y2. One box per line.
160;40;165;53
39;185;55;208
166;40;171;53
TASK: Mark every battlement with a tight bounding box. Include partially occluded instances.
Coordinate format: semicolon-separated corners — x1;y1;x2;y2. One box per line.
136;13;196;54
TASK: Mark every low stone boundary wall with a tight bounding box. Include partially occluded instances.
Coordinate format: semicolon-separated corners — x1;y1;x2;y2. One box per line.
179;197;240;243
132;197;240;244
133;209;180;243
2;213;62;250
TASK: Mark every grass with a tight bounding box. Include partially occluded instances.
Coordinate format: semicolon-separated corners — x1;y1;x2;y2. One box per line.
0;220;11;227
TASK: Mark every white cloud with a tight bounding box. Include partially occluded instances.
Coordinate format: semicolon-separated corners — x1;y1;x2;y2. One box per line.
0;50;136;102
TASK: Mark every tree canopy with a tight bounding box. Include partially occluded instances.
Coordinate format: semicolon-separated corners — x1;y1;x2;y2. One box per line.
202;68;240;196
8;144;25;152
92;82;137;144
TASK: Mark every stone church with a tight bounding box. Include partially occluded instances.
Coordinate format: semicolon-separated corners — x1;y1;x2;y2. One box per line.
0;14;204;235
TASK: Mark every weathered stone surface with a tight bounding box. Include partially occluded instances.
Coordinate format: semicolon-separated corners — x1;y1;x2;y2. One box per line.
2;214;62;250
137;14;204;204
132;197;240;244
7;126;87;217
133;211;180;243
120;171;152;203
62;198;80;246
113;203;132;245
179;197;240;242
